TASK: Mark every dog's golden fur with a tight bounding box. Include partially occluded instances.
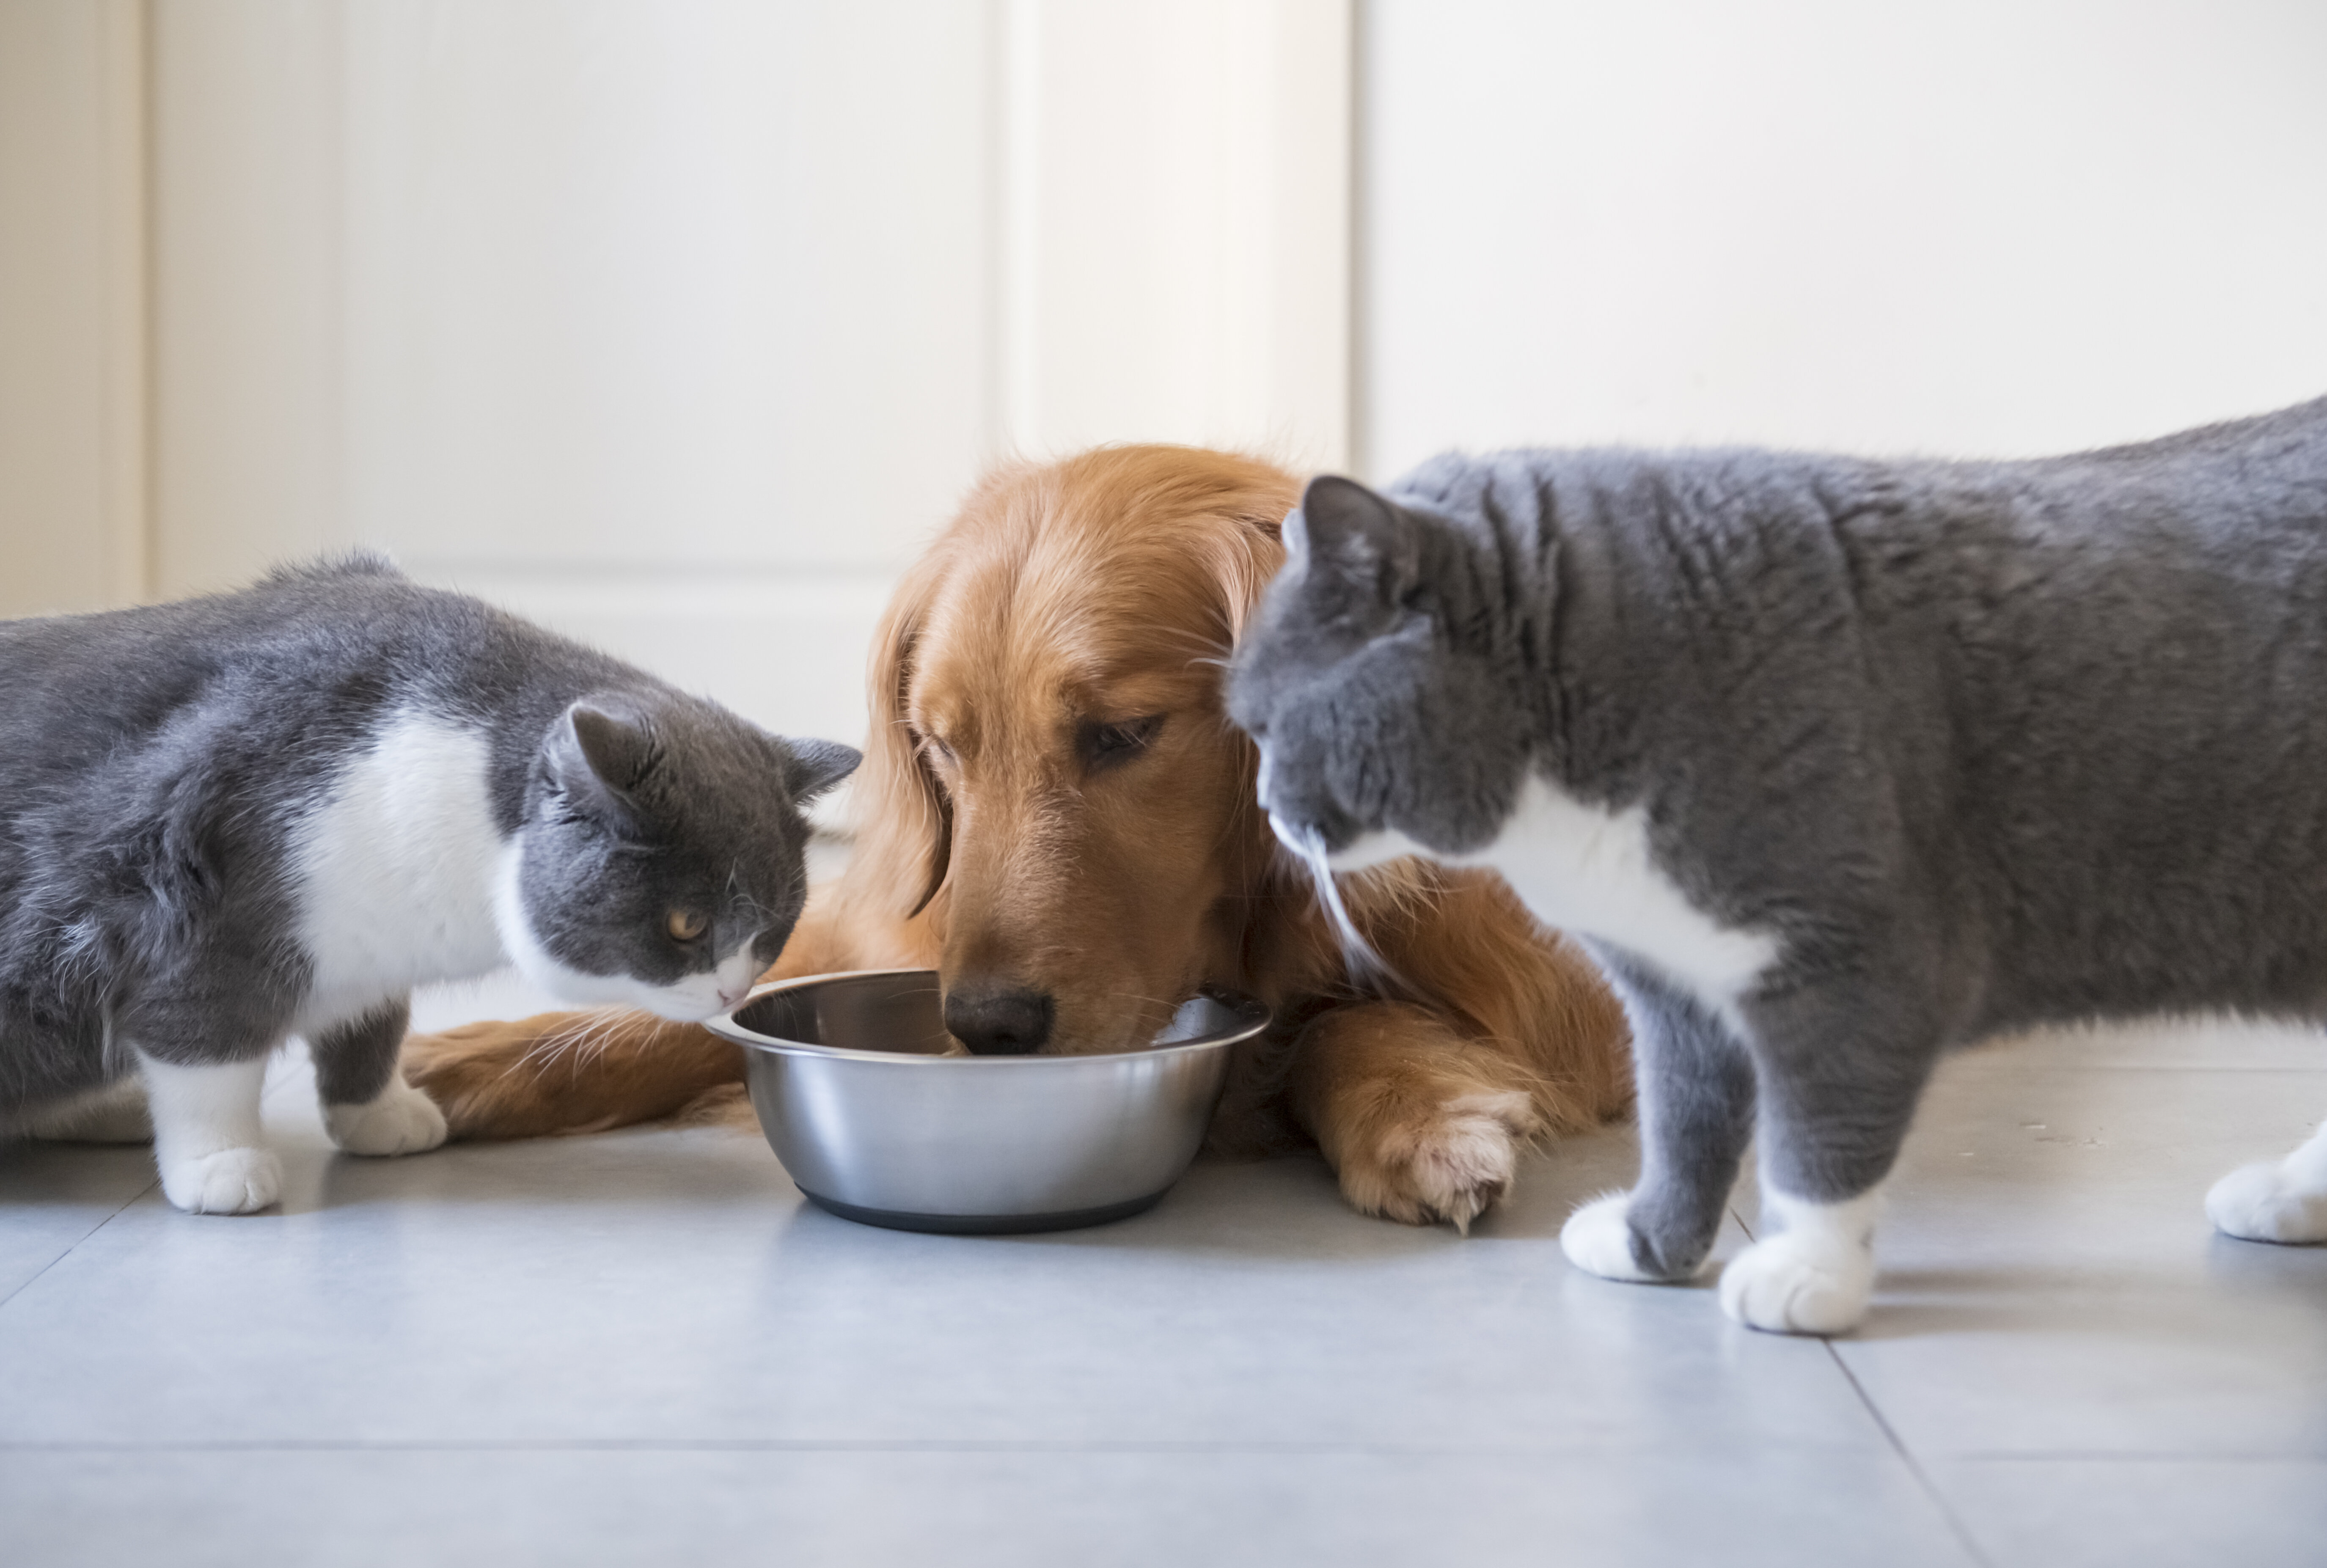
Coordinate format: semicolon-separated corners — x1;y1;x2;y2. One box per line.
406;446;1630;1226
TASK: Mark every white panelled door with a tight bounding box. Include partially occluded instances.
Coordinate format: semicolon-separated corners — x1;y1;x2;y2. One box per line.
152;0;997;750
0;0;1352;751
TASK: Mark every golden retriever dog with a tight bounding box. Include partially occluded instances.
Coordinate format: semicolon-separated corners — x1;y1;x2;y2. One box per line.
407;446;1630;1227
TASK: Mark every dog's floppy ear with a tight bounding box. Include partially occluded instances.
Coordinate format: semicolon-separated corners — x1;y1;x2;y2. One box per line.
1203;480;1300;649
857;555;955;924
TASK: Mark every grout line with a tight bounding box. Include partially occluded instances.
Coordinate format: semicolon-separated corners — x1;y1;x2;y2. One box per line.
1934;1450;2327;1465
1999;1064;2327;1074
3;1036;305;1311
0;1181;155;1315
1824;1345;1996;1568
1735;1191;1989;1562
0;1435;1912;1458
6;1434;2316;1463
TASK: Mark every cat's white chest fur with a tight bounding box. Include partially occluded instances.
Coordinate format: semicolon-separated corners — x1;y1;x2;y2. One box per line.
1331;774;1778;1017
292;712;509;1030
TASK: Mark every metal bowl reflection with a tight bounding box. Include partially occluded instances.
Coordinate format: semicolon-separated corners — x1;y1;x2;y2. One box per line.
704;969;1269;1234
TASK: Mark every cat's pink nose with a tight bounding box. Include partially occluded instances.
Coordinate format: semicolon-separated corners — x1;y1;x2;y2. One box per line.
717;983;748;1010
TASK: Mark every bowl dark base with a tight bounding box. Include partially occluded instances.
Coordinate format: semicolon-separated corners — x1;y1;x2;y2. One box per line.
798;1186;1166;1235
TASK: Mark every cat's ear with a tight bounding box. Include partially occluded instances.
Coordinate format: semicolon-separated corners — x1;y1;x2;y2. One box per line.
1295;475;1420;605
1279;505;1310;563
782;737;862;803
544;699;655;830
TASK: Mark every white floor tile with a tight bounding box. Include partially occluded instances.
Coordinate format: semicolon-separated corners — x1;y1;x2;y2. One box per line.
4;1015;2321;1565
1835;1040;2327;1460
1;1445;1975;1568
0;1143;154;1303
1929;1456;2327;1568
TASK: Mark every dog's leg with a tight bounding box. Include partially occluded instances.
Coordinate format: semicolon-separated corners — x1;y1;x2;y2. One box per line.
402;894;883;1140
2207;1117;2327;1244
24;1076;155;1144
1560;951;1755;1284
1287;1000;1550;1231
401;1010;745;1139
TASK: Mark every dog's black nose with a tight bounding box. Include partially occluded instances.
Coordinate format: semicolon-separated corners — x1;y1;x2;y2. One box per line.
943;986;1055;1055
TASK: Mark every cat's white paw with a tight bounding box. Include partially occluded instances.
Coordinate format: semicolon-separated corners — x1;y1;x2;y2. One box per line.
325;1076;449;1157
2206;1160;2327;1244
1561;1191;1660;1282
1718;1230;1876;1335
160;1147;282;1215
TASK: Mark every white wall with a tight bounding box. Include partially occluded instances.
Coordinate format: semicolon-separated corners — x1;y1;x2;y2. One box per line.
21;0;2320;732
147;0;998;748
1002;0;1349;467
1359;0;2327;479
5;0;1350;754
0;0;144;617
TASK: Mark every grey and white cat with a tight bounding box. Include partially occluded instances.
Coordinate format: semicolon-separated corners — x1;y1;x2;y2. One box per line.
1227;395;2327;1334
1;558;858;1214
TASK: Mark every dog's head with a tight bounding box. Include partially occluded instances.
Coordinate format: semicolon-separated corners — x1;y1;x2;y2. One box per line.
851;446;1298;1054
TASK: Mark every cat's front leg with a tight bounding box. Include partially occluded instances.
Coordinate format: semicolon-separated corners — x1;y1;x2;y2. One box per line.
137;1050;280;1214
314;999;447;1157
1720;1185;1886;1335
1717;985;1938;1335
1560;951;1755;1284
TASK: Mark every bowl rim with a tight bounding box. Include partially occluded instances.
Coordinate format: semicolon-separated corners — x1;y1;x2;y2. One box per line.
705;968;1272;1065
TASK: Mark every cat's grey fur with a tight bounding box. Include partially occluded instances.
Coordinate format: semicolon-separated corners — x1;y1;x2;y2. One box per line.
1;557;857;1206
1228;395;2327;1331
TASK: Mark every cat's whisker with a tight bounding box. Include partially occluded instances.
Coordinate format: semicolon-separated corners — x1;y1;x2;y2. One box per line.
1101;989;1193;1023
580;1011;638;1068
1285;827;1419;1001
516;1008;628;1074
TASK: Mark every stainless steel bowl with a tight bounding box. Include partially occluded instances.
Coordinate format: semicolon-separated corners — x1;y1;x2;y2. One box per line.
705;969;1271;1234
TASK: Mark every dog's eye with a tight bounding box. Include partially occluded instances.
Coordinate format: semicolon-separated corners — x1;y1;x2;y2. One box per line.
921;734;955;767
1078;714;1165;773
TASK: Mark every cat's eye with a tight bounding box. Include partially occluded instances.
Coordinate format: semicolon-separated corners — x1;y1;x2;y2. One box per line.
666;909;708;942
1078;714;1165;773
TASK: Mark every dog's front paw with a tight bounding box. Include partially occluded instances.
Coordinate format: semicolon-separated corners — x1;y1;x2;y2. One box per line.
1336;1089;1537;1232
160;1147;282;1215
2207;1160;2327;1244
1718;1231;1874;1335
325;1076;449;1157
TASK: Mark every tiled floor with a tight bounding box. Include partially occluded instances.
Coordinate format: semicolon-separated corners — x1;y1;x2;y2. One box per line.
3;995;2322;1567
